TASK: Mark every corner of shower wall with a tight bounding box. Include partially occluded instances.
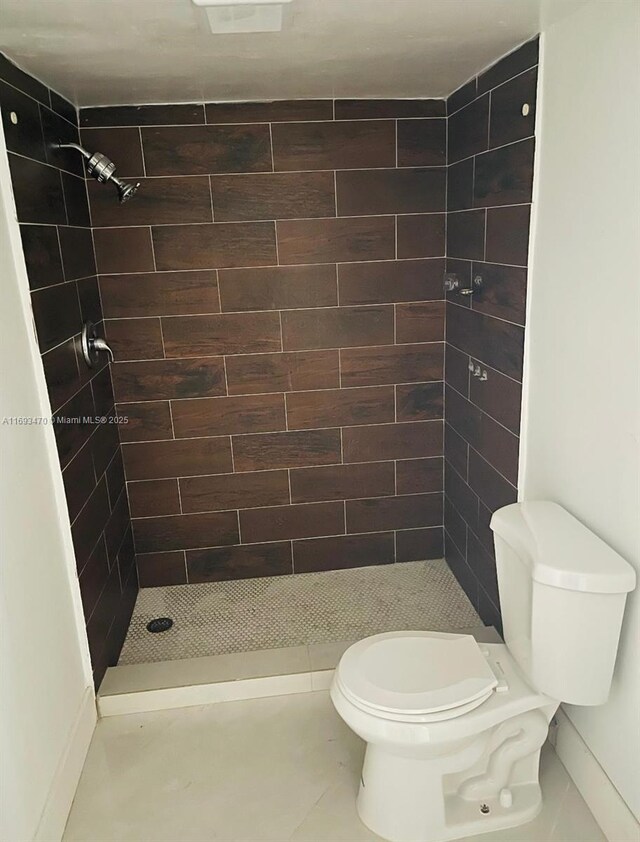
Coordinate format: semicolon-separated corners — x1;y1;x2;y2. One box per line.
443;36;540;631
0;51;137;686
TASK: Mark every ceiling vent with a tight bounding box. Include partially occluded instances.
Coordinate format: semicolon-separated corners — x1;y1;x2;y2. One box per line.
192;0;294;34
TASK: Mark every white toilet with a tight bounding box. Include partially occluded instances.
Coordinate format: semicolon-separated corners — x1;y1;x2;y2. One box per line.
330;502;636;842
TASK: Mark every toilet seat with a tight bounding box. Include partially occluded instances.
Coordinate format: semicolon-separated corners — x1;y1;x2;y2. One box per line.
335;631;498;722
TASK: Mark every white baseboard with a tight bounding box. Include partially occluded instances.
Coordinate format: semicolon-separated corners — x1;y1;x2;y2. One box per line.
34;688;97;842
554;707;640;842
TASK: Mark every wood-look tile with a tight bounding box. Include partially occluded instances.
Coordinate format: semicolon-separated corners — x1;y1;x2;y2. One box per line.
468;448;517;512
397;120;446;166
205;100;333;124
89;176;213;227
396;382;444;421
8;154;66;224
396;214;445;258
447;158;474;212
42;338;83;413
105;450;126;509
104;489;132;563
0;80;46;161
90;418;120;480
137;551;187;587
80;103;205;127
180;470;290;513
123;436;233;481
233;429;341;471
219;264;336;312
335;100;445;119
446;303;524;380
445;422;469;479
445;494;467;554
471;262;527;324
89;364;115;417
277;216;395;265
171;393;286;437
133;511;239;553
77;276;102;324
485;205;531;266
447;210;486;260
467;529;500;606
111;357;226;402
61;172;90;227
477;37;539;95
395;301;445;343
211;171;335;222
473;138;535;208
448;95;489;163
40;106;83;176
271;120;395;171
281;305;394;351
338;258;443;305
340;343;443;387
100;270;219;318
286;385;395;429
116;401;174;442
0;53;50;104
20;225;64;290
396;527;444;562
104;318;164;361
343;421;442;463
293;532;394;573
31;281;82;353
489;67;537;149
346;493;442;533
80;127;145;177
469;362;522;434
93;227;155;274
62;440;96;523
225;349;340;395
53;384;96;469
127;479;181;517
445;343;470;396
445;257;473;307
141;124;272;176
187;543;292;582
71;478;110;573
49;90;76;124
336;168;445;216
79;536;110;619
445;460;479;530
152;222;277;271
239;501;345;543
396;457;443;494
162;311;281;357
58;226;97;281
290;461;395;503
447;78;477;115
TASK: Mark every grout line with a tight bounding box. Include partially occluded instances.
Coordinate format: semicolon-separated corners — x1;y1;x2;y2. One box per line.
149;225;158;271
175;476;184;514
138;127;147;177
208;175;215;222
182;549;189;583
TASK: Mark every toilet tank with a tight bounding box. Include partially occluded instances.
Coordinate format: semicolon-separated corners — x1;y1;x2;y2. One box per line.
490;502;636;706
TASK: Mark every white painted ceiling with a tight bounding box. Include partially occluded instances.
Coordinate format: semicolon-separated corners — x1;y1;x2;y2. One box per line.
0;0;541;107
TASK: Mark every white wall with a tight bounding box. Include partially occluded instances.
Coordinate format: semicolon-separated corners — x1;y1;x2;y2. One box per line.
0;122;96;839
522;0;640;822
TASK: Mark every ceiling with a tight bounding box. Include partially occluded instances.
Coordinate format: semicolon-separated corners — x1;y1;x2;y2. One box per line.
0;0;541;107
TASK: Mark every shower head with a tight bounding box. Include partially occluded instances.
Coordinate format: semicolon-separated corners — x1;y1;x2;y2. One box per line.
56;142;140;203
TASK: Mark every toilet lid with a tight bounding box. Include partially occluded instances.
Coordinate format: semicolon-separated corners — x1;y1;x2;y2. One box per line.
337;631;498;715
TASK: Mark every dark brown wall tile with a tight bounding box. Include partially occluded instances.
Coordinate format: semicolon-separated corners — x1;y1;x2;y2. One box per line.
40;107;83;176
489;67;537;149
105;450;126;508
20;224;64;290
335;100;444;119
181;470;290;513
467;529;499;606
445;422;469;478
240;501;344;543
77;276;103;324
123;436;232;480
226;349;339;395
471;262;527;324
485;205;531;266
206;100;332;124
397;120;446;167
152;222;277;271
396;457;443;494
278;216;395;265
0;80;46;161
396;214;445;258
100;270;219;318
338;259;443;305
128;479;181;517
219;264;337;312
187;542;292;582
396;382;444;421
343;421;442;463
286;385;394;429
79;536;110;619
162;311;281;357
171;393;285;437
89;176;213;227
58;226;96;280
61;172;90;227
116;401;173;442
0;53;49;104
63;440;97;523
340;343;443;387
445;494;467;554
80;127;145;176
42;339;83;412
81;104;205;127
133;511;239;553
478;37;539;95
346;493;442;533
396;527;444;562
395;301;445;343
448;95;489;163
105;490;133;563
445;461;479;530
9;154;66;224
112;357;226;402
53;384;96;469
294;532;394;573
105;318;164;361
71;478;110;573
445;343;470;396
473;138;535;207
290;461;395;503
468;448;517;512
447;210;486;260
31;282;81;352
137;551;187;587
233;429;341;471
447;158;474;212
446;304;524;380
211;171;335;222
90;417;120;478
141;124;272;175
336;168;445;216
93;227;155;274
272;120;395;171
469;363;522;434
447;78;478;115
281;305;393;351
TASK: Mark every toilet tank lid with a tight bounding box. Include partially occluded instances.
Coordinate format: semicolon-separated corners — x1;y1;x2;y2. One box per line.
490;502;636;594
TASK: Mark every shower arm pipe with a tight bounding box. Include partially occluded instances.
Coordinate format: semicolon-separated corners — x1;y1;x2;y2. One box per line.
56;141;91;159
54;140;140;203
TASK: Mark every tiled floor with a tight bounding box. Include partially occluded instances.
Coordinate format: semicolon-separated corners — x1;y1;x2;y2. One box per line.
64;691;606;842
119;560;480;663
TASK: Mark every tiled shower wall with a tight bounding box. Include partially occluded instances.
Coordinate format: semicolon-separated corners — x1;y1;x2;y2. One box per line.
444;39;538;628
79;98;449;587
0;54;137;685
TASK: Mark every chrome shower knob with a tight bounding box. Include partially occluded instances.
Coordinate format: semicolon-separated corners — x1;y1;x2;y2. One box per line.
81;321;114;368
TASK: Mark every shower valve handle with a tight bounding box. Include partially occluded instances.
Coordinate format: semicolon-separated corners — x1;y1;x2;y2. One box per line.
81;321;114;368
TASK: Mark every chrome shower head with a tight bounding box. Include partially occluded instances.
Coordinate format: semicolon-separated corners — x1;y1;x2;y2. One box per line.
56;142;140;203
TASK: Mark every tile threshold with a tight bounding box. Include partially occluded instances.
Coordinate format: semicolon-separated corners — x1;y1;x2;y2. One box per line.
97;624;501;716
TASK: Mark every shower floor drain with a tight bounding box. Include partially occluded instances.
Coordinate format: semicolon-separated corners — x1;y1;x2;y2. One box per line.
146;617;174;633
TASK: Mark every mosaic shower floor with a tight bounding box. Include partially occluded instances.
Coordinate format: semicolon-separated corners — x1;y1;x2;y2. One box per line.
119;559;480;664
